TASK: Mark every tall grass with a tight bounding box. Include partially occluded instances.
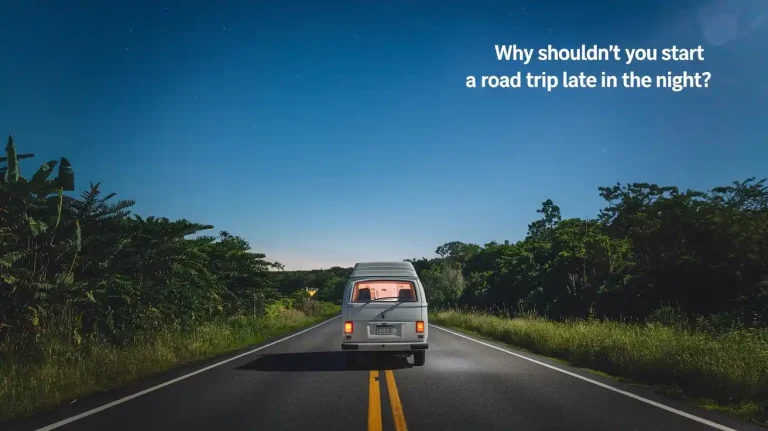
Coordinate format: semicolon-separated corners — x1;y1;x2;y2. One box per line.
431;309;768;425
0;302;340;422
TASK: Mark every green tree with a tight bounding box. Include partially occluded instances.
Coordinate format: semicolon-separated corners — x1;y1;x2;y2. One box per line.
419;262;466;308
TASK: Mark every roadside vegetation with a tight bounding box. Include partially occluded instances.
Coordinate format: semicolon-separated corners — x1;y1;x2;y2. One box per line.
270;266;352;304
409;177;768;425
431;309;768;424
0;302;338;421
0;136;338;421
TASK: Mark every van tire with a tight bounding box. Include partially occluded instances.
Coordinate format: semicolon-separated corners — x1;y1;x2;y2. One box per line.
413;350;426;366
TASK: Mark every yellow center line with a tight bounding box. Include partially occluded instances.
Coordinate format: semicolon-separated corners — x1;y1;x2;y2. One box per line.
385;370;408;431
368;370;382;431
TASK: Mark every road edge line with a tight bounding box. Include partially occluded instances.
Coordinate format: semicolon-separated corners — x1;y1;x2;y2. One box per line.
430;324;737;431
36;315;341;431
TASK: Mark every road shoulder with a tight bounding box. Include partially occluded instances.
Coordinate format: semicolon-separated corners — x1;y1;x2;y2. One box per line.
430;323;767;431
3;315;340;431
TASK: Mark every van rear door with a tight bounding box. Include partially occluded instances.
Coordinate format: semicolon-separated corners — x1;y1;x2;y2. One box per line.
344;279;424;343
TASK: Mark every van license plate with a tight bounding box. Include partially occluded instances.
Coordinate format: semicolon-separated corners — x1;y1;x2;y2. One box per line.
375;326;393;335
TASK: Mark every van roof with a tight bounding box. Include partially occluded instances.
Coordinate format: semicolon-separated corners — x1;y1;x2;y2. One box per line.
350;261;418;278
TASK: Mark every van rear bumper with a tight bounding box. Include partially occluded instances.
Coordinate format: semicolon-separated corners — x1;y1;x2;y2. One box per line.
341;342;428;351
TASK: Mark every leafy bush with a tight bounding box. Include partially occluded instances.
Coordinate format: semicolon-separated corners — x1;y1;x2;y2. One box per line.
1;136;285;348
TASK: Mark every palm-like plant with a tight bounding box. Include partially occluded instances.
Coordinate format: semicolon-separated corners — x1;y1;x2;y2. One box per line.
0;136;80;340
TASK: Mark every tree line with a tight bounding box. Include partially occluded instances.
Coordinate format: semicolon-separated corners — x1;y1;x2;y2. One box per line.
271;267;351;304
259;177;768;328
1;136;293;347
408;181;768;326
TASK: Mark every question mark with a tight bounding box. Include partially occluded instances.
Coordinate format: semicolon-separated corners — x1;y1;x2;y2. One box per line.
702;72;711;87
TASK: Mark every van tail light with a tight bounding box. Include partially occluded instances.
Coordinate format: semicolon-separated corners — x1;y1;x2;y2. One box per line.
416;321;425;333
344;321;354;334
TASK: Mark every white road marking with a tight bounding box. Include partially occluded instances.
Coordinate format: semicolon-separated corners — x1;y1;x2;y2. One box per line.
430;324;737;431
36;316;340;431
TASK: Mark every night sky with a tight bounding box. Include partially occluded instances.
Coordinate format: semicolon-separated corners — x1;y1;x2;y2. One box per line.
2;0;767;269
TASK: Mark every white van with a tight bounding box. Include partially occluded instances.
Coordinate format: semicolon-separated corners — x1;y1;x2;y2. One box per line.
340;261;429;366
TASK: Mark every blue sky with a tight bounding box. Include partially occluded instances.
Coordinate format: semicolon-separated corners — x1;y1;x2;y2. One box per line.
2;1;766;270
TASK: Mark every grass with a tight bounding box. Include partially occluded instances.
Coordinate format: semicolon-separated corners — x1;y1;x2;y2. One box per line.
431;309;768;426
0;302;340;422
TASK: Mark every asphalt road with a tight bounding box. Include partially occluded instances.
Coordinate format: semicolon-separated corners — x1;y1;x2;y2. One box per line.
8;316;764;431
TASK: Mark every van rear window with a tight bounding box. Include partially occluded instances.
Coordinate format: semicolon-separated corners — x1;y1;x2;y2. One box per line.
352;280;417;302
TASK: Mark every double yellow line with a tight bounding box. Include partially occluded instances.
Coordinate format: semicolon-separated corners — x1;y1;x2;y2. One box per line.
368;370;408;431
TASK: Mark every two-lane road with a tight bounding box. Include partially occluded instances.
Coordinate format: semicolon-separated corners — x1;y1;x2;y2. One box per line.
9;316;764;431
